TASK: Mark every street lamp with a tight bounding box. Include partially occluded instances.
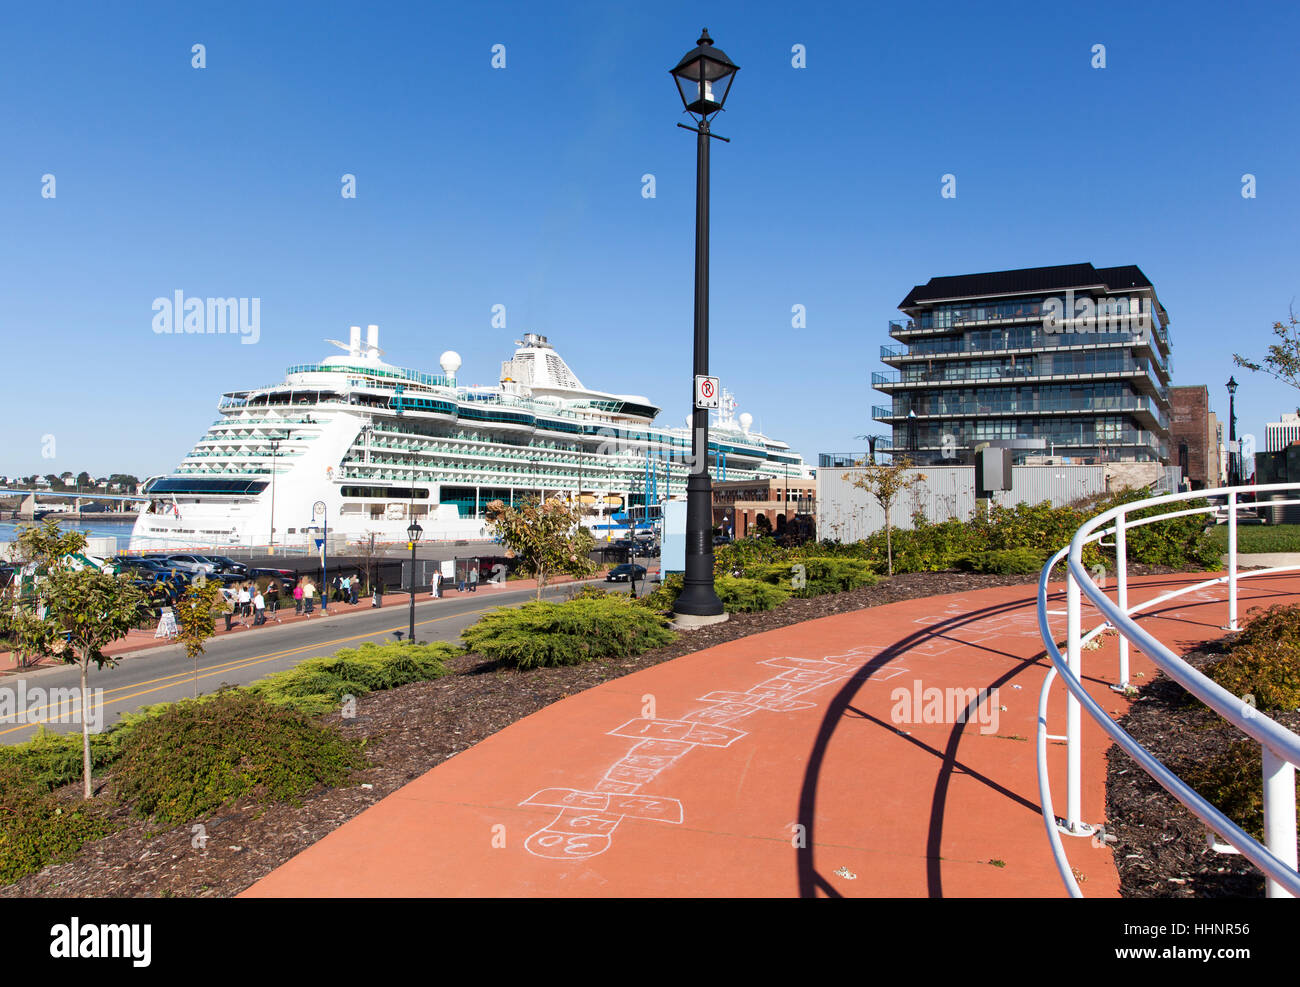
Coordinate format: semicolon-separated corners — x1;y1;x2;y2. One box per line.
670;28;738;622
406;519;423;643
1227;376;1239;486
267;432;286;552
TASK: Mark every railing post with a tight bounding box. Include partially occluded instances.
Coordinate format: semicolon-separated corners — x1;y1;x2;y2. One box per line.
1115;512;1129;690
1228;489;1239;631
1066;568;1083;832
1262;744;1298;899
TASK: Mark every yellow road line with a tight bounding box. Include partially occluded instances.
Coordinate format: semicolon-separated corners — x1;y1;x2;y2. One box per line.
0;606;494;738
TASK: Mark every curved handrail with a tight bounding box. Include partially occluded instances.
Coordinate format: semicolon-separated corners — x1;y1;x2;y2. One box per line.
1036;482;1300;898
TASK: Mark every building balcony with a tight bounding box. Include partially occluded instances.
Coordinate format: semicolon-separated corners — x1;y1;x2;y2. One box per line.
876;396;1168;431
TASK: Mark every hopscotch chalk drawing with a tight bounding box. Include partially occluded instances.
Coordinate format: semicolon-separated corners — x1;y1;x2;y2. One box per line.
519;646;907;860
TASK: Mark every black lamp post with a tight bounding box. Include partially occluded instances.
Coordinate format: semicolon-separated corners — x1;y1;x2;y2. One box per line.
671;28;738;620
1227;376;1239;486
406;520;422;643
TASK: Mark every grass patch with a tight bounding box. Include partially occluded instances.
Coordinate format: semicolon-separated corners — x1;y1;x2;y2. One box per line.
1205;524;1300;555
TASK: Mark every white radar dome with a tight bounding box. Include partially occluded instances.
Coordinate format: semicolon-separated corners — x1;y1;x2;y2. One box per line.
739;412;753;432
439;351;462;376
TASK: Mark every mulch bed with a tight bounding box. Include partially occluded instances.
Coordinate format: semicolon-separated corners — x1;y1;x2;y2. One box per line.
1104;642;1300;898
1;569;1039;899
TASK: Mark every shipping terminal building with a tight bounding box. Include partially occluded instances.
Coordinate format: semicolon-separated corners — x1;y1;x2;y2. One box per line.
873;263;1174;467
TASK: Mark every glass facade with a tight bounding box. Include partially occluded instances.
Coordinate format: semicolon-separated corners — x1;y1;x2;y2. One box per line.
877;273;1173;465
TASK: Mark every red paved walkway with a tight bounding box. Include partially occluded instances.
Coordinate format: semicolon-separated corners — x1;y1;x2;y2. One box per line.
243;571;1300;897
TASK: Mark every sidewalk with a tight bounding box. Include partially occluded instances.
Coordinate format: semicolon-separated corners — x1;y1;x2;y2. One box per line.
243;570;1300;897
0;568;615;674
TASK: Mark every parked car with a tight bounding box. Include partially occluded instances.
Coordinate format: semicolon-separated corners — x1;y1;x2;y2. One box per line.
206;555;248;576
248;567;297;593
162;553;221;574
605;563;647;583
141;554;206;577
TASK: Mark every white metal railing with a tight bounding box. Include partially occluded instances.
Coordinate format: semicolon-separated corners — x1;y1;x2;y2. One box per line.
1036;482;1300;898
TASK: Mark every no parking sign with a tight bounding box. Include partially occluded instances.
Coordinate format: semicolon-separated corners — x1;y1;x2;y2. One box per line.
694;375;719;409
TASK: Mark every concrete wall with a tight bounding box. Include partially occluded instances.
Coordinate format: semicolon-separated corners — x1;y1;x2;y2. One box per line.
817;464;1105;543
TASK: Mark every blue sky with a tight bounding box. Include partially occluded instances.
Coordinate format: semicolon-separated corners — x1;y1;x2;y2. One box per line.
1;0;1297;478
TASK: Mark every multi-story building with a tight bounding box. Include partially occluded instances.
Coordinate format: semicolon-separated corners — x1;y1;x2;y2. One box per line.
1266;412;1300;452
873;263;1173;466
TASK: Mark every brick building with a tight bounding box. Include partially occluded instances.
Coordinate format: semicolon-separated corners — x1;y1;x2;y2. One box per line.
1170;385;1213;489
712;477;815;539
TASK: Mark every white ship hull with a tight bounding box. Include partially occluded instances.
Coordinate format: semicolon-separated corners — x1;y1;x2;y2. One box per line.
129;329;809;553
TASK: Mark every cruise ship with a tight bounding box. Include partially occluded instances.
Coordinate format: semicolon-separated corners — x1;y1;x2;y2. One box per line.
129;328;810;550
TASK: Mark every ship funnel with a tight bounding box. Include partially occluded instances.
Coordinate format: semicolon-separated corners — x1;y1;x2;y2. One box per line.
366;324;379;357
349;325;362;357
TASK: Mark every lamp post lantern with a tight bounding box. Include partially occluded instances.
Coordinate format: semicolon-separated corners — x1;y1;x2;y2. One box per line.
406;520;423;643
1226;376;1239;486
670;28;737;621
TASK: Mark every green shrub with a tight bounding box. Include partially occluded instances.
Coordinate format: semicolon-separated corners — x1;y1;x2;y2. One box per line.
462;596;675;669
1206;605;1300;712
636;573;683;612
956;547;1048;575
635;573;790;612
0;727;121;794
249;641;455;715
111;690;364;825
0;762;121;885
1185;738;1296;843
715;575;791;611
750;557;878;598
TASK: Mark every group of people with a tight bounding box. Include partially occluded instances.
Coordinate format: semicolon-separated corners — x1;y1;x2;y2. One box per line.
327;573;364;606
223;572;384;632
429;567;478;597
225;579;283;630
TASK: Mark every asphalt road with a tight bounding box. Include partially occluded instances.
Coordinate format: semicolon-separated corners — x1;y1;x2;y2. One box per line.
0;577;636;744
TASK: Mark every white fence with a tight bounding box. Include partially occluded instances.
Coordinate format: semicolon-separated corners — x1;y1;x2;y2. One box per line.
1035;483;1300;898
817;465;1105;542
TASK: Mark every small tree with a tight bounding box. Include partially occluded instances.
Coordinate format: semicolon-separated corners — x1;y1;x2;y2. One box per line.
0;520;145;796
175;576;224;698
1234;311;1300;406
1;519;89;668
844;458;927;575
485;496;597;600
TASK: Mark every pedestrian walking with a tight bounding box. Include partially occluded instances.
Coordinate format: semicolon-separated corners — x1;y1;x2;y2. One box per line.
253;589;266;626
303;580;316;616
237;583;251;625
293;581;304;615
431;569;440;598
469;567;478;593
372;580;382;608
340;574;351;606
266;581;280;616
223;590;238;632
457;569;466;593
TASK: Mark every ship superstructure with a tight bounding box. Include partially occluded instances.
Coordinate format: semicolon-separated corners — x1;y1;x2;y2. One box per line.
130;328;809;550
